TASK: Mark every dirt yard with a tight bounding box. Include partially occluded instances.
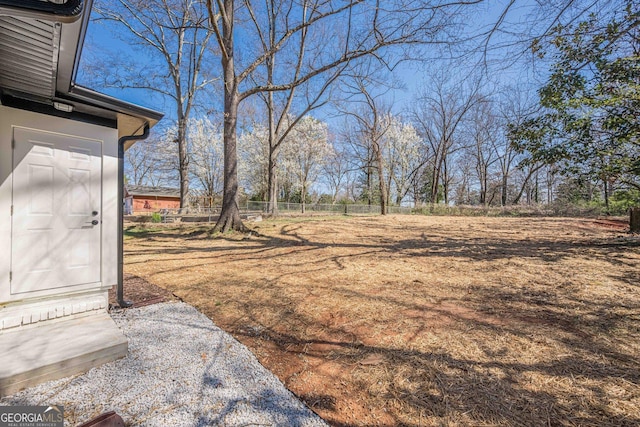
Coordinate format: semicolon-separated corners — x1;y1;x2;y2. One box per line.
122;215;640;426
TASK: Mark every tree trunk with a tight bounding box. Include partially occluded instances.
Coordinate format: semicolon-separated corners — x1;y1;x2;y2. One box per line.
630;207;640;233
479;170;486;205
501;174;508;206
431;160;441;203
603;177;610;214
266;56;278;216
366;162;372;206
431;141;445;203
442;156;449;205
512;165;542;205
214;0;245;233
215;90;245;232
177;117;190;210
301;183;306;214
267;147;278;215
374;141;386;215
534;170;539;204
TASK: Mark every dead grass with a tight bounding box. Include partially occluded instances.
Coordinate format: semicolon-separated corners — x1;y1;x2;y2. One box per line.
123;215;640;427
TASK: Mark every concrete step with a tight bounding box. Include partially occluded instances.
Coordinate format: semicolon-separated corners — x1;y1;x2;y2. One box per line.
0;312;127;397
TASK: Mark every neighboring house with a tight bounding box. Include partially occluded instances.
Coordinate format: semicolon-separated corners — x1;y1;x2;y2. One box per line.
0;0;163;396
125;185;181;214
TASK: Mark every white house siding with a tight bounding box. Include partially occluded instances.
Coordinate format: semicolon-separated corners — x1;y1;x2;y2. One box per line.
0;105;118;331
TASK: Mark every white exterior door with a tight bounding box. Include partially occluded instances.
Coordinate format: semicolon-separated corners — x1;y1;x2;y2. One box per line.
11;128;102;294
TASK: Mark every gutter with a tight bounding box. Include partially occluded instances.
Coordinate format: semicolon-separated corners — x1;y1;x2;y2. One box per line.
0;0;83;23
67;85;164;124
117;124;151;308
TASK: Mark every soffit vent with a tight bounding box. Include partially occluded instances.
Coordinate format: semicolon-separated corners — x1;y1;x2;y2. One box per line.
0;16;57;99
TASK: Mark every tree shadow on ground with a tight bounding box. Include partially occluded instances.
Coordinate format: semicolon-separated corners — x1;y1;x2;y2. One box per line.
123;218;640;426
227;283;640;426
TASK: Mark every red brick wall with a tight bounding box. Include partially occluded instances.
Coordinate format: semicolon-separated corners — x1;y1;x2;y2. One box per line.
132;196;180;213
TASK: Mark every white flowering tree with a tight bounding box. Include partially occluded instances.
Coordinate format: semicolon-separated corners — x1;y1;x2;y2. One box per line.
238;123;270;200
381;116;424;206
188;118;224;208
281;116;331;213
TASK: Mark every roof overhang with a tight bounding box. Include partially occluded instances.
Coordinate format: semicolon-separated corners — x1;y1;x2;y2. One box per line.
126;185;181;199
0;0;84;24
0;0;163;134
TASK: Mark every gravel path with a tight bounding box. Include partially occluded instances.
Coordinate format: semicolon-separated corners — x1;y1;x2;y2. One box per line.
1;302;328;427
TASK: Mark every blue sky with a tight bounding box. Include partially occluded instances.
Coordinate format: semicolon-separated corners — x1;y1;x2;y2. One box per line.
77;5;167;110
74;0;579;125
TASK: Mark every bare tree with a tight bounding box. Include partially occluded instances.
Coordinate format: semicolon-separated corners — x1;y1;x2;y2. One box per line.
322;136;352;204
125;126;188;190
124;138;165;186
412;72;482;204
340;77;394;214
511;161;545;205
340;117;376;205
205;0;479;231
247;1;347;215
453;152;476;205
93;0;215;208
463;97;501;205
495;88;537;206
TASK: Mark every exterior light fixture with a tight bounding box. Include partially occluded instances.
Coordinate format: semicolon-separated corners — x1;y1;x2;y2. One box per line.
53;102;74;112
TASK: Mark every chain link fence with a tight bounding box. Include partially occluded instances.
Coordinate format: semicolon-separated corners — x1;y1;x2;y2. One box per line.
126;201;412;223
245;201;412;215
126;201;619;224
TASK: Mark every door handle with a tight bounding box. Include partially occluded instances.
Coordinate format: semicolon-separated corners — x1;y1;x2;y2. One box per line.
90;220;99;226
92;211;99;216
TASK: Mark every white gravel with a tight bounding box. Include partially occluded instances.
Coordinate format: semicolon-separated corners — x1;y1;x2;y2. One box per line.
1;302;328;427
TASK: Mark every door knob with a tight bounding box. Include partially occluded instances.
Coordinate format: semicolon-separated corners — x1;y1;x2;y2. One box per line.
92;211;99;216
91;220;99;226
